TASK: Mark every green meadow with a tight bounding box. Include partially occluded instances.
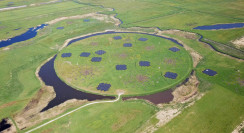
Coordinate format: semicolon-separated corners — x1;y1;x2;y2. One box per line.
154;32;244;133
79;0;244;58
25;101;157;133
55;33;192;96
0;1;106;40
0;4;115;120
0;0;243;132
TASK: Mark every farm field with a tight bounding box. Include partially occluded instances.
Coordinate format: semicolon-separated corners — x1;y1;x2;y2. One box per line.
0;0;243;133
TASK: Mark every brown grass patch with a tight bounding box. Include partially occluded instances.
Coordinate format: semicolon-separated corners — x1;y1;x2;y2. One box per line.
0;99;28;110
66;21;73;24
118;53;128;59
111;110;141;131
160;30;197;40
81;68;94;77
136;75;149;83
238;78;244;87
41;128;54;133
90;42;98;46
173;73;199;103
145;46;155;51
163;58;176;65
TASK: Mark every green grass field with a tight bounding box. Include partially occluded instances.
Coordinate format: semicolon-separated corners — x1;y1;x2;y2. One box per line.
54;33;192;96
0;0;54;8
78;0;244;57
154;32;244;133
0;0;243;132
0;1;106;40
156;85;244;133
25;100;157;133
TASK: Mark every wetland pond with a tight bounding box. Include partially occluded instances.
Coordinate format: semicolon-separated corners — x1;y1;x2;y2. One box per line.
0;24;47;48
193;23;244;30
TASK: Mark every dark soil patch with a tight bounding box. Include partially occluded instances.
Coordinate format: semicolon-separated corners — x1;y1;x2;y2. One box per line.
136;75;149;83
125;38;131;42
238;79;244;87
0;26;6;30
145;46;155;50
164;58;176;65
118;53;128;59
90;42;98;46
66;21;73;24
7;3;14;6
81;68;94;76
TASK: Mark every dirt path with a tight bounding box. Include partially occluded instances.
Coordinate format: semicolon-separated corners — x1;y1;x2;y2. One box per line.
232;120;244;133
46;13;116;25
25;93;123;133
0;5;27;11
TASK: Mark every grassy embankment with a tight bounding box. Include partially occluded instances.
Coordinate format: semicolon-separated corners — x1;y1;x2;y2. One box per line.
0;1;115;120
78;0;244;58
54;33;192;96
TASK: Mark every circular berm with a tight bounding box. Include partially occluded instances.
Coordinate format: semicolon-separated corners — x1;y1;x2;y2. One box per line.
55;33;193;96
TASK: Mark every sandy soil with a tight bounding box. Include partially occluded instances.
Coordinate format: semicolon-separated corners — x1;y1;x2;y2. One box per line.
13;86;87;130
232;36;244;49
173;73;199;103
232;120;244;133
160;30;197;40
30;0;61;7
0;5;27;11
46;13;113;25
